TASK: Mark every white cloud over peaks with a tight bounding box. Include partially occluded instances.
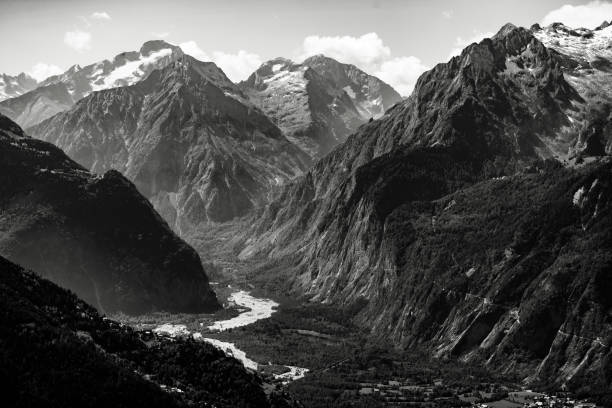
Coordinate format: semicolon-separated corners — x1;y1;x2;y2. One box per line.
153;32;170;39
299;32;427;96
448;31;494;59
542;1;612;28
90;11;111;20
64;29;92;52
375;57;429;96
179;41;210;61
300;32;391;72
211;50;263;82
29;63;64;82
442;10;453;19
178;42;262;82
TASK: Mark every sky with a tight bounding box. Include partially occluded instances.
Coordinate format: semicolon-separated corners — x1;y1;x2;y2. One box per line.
1;0;611;95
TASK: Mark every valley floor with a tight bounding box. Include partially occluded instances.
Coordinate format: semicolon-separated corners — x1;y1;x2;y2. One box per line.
113;277;601;408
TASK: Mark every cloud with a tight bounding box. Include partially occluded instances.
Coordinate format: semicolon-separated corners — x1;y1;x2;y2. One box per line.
448;31;494;59
179;41;263;82
152;32;170;39
211;50;263;82
179;41;210;61
300;32;391;73
90;11;111;20
442;10;453;19
28;63;64;82
542;1;612;28
374;56;429;96
177;32;428;95
64;29;92;52
298;32;426;96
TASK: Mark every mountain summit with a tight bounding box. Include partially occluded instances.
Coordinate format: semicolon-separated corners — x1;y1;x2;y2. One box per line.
240;55;402;160
30;54;310;232
0;40;185;128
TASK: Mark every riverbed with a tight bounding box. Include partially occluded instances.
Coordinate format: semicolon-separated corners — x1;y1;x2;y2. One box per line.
153;290;309;383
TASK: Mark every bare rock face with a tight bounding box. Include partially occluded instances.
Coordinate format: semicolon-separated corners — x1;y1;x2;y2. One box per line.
240;55;402;160
1;41;185;128
237;23;612;392
0;114;219;314
29;55;310;231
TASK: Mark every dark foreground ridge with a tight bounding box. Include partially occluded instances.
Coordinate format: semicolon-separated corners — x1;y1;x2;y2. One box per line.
0;113;219;314
0;254;295;408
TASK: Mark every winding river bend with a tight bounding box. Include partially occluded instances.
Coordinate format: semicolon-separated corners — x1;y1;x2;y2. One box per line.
153;290;309;383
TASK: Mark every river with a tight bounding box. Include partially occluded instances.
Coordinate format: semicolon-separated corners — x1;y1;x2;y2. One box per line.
153;289;309;383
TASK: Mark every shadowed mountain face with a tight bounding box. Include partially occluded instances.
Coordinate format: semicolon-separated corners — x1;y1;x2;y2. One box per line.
0;114;219;314
236;24;612;391
29;55;310;231
1;41;185;128
0;255;284;408
240;56;402;160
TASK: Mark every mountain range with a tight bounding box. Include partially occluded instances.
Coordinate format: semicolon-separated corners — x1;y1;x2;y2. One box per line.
0;40;185;128
29;50;311;231
1;18;611;404
235;22;612;393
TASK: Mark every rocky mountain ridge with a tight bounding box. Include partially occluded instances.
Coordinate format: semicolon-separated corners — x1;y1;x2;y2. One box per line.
1;41;185;127
234;22;612;394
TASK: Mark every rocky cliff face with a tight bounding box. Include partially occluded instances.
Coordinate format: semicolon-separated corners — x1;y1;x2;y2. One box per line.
0;114;219;314
29;55;310;231
237;24;612;392
2;41;184;128
0;72;38;101
240;56;401;160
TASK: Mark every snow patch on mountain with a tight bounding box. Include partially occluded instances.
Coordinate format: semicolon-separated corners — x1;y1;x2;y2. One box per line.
534;23;612;63
93;48;173;91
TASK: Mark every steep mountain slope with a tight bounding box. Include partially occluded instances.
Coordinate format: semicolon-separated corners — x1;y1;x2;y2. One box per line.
532;22;612;156
0;72;37;101
0;255;287;408
0;114;219;314
2;41;184;127
240;56;401;159
237;24;612;393
0;82;74;128
303;54;402;118
30;55;309;231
